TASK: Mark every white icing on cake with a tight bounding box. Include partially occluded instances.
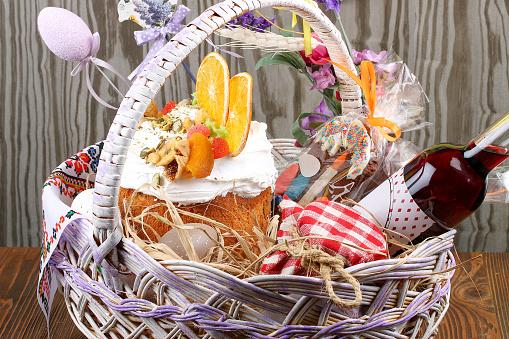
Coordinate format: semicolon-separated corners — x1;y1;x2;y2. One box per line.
121;116;277;204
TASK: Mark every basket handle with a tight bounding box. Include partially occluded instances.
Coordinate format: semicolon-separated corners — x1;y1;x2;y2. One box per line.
92;0;362;248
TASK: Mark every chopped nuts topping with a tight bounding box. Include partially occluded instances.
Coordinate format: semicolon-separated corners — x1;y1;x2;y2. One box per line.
152;173;162;187
162;138;190;181
156;150;176;166
137;99;200;181
146;152;161;164
140;147;155;159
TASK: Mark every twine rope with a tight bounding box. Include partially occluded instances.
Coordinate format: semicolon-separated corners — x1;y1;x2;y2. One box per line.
277;228;362;308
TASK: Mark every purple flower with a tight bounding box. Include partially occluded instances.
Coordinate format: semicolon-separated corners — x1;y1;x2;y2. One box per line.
309;63;336;90
302;99;334;133
352;49;387;65
228;12;276;32
316;0;342;12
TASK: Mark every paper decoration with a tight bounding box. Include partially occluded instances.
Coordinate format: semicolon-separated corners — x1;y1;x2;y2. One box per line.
354;167;434;253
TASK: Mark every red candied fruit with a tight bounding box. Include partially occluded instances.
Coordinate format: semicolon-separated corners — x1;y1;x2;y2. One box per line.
211;137;230;159
187;124;211;138
159;100;178;117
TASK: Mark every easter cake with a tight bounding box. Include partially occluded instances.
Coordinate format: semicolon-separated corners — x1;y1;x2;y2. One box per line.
118;53;278;243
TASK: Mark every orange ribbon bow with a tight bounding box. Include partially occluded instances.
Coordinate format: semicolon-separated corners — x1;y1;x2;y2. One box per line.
326;59;402;142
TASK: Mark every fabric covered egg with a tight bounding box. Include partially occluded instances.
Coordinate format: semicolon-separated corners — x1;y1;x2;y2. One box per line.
38;7;93;62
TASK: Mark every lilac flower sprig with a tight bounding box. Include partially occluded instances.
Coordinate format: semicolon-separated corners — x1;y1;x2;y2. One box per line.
134;0;176;27
228;12;276;32
315;0;342;13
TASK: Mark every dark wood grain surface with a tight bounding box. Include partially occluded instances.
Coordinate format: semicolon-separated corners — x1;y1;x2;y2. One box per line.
0;248;86;339
1;1;509;250
0;248;507;339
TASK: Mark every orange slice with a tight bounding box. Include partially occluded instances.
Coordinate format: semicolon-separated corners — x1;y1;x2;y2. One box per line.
195;52;229;126
226;72;253;157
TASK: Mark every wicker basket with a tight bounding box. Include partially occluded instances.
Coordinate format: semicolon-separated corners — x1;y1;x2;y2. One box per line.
44;1;457;338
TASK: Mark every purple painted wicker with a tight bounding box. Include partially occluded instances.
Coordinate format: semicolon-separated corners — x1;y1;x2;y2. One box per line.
45;1;457;338
51;204;455;338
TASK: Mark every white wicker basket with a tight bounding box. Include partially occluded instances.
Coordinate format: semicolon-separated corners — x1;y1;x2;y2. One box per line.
44;1;456;338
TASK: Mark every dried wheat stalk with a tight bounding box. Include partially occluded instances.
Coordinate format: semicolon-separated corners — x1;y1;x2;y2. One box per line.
215;26;323;52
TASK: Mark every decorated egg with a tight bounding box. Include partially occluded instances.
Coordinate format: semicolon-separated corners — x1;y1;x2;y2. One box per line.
159;223;218;260
70;188;94;219
37;7;93;62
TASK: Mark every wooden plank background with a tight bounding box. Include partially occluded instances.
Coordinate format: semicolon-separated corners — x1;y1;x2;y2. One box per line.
1;0;508;250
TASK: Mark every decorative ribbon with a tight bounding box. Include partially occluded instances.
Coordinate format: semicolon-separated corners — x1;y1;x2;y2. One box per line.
324;58;402;142
274;0;317;56
205;38;245;59
303;20;312;56
129;5;190;81
302;0;318;56
71;33;129;110
130;5;244;84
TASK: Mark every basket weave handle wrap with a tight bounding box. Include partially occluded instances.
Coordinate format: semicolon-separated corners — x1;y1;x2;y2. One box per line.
92;0;362;244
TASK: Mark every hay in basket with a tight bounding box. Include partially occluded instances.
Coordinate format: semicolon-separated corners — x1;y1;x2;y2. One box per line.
39;1;458;338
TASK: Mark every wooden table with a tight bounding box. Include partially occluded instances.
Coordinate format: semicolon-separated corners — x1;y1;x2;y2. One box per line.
0;248;507;338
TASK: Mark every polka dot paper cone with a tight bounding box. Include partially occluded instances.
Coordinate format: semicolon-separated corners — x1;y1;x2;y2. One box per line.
354;168;434;248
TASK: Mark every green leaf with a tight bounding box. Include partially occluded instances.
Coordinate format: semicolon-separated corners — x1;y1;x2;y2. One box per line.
255;52;306;71
321;88;341;116
285;51;307;70
280;26;294;38
291;118;311;146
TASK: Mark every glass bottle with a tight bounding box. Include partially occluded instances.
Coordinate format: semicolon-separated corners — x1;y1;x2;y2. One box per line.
354;112;509;248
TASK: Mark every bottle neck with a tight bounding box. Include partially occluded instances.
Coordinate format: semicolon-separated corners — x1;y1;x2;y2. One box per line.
463;142;507;177
463;112;509;177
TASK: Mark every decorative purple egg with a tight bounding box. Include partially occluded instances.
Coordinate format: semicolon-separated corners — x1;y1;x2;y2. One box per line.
37;7;93;62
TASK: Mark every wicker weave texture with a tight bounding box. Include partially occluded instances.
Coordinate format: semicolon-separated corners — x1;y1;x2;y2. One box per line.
52;210;455;339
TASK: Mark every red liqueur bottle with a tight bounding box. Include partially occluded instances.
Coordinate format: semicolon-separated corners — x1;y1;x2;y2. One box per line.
354;112;509;247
